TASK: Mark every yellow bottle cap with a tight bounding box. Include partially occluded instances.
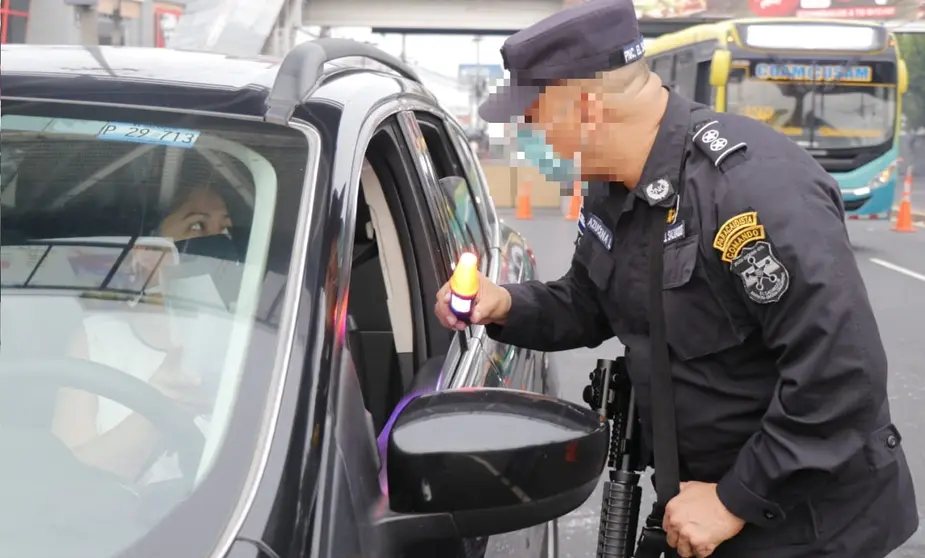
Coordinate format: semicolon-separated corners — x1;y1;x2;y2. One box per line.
450;252;479;297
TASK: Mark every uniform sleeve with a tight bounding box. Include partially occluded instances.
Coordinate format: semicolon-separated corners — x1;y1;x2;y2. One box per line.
713;156;888;528
485;232;614;352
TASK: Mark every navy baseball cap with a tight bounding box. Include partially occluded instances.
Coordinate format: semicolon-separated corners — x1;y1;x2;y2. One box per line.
479;0;645;124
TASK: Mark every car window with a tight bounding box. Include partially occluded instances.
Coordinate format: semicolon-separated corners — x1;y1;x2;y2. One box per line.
413;113;490;273
446;124;498;237
0;103;311;558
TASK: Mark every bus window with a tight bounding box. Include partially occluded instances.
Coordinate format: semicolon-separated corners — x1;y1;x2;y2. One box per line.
649;56;675;86
694;61;713;105
674;51;697;100
725;62;896;150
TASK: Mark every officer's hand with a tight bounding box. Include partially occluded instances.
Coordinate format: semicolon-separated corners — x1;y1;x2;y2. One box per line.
663;481;745;558
434;273;512;331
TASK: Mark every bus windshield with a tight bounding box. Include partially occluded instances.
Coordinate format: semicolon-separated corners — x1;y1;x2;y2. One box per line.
726;60;896;150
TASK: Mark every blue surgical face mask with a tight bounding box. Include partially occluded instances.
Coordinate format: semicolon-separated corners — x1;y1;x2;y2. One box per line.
514;127;582;185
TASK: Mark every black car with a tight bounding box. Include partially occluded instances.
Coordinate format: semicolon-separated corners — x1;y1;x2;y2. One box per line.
0;41;606;558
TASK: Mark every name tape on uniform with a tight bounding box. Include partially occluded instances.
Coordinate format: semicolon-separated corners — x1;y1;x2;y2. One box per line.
586;213;613;251
713;211;759;251
721;225;766;263
664;221;686;244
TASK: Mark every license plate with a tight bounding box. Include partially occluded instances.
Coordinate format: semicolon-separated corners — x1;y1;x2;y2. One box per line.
97;122;200;148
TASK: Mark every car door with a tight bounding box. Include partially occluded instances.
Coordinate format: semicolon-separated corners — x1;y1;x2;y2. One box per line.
394;110;550;558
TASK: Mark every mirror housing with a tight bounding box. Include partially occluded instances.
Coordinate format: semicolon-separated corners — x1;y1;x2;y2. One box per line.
710;50;732;87
898;59;908;95
380;388;607;542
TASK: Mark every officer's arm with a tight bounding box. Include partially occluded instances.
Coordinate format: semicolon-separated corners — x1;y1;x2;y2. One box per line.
485;237;614;352
713;157;888;528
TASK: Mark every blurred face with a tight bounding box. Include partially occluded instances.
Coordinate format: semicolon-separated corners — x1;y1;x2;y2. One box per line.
159;187;232;241
526;79;616;180
528;82;586;164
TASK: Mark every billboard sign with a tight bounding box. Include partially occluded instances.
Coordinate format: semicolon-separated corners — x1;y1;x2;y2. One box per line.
155;5;183;48
632;0;921;21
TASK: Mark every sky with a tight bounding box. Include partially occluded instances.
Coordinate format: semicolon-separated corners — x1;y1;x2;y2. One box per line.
304;26;509;80
299;26;510;132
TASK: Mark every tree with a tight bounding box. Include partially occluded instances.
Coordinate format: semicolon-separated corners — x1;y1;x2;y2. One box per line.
897;34;925;132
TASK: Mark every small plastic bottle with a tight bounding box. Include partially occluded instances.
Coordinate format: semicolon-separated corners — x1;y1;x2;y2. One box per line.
449;252;479;322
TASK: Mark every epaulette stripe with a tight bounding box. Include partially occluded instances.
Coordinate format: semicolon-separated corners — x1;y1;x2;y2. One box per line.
714;142;747;166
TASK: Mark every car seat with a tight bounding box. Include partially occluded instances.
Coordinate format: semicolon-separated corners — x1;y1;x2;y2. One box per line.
346;183;403;435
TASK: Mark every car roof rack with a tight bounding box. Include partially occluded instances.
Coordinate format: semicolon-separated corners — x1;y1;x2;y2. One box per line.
265;38;421;125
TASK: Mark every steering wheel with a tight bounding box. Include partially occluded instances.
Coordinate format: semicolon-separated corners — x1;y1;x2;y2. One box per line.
0;356;205;478
0;357;206;555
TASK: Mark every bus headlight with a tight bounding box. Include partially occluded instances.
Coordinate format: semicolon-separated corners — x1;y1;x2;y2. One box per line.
865;160;898;191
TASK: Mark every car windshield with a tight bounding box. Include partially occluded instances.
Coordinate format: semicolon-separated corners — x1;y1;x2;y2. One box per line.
0;102;310;557
726;60;896;150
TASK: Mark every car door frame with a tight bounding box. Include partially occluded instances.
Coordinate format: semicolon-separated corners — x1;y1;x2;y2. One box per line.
394;108;553;558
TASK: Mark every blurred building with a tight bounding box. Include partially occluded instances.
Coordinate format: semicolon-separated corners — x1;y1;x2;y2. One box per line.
1;0;30;43
0;0;185;45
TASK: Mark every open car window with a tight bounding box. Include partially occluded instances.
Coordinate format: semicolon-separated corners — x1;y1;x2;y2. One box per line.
0;105;311;558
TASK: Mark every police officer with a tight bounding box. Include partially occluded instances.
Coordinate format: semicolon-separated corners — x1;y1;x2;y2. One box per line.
433;1;918;557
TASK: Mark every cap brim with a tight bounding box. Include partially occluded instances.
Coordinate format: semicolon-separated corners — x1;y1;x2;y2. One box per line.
478;81;543;124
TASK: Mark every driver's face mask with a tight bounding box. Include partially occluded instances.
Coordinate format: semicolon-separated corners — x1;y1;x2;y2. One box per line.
514;126;585;189
161;234;243;311
128;234;241;307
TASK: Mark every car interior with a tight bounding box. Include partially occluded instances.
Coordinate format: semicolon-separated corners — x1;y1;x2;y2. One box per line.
347;157;416;435
0;143;252;429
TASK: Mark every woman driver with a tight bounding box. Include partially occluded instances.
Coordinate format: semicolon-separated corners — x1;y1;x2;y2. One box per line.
51;183;233;486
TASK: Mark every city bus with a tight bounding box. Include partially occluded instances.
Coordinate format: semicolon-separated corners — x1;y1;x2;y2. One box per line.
646;18;909;220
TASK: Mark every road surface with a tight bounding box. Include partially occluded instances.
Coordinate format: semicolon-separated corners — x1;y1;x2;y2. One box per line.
497;208;925;558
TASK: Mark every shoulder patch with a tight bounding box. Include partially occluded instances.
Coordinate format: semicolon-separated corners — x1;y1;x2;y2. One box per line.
692;120;747;168
731;241;790;304
713;211;758;251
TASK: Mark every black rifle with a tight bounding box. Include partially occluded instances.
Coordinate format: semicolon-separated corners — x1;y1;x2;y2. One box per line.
583;358;670;558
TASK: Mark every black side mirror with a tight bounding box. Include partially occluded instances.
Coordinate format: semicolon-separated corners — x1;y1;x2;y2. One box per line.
376;388;607;544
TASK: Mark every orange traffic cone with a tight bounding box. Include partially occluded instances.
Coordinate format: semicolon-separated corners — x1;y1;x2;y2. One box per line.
893;166;916;233
565;182;582;220
515;181;532;220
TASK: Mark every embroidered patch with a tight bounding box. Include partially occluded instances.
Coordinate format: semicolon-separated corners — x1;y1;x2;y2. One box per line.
713;211;759;251
586;213;613;251
731;241;790;304
721;225;766;263
643;178;675;206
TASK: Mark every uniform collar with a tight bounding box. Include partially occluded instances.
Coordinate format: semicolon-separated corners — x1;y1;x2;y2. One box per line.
630;88;693;209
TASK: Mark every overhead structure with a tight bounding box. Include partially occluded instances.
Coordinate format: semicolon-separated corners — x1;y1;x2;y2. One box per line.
166;0;925;58
166;0;302;56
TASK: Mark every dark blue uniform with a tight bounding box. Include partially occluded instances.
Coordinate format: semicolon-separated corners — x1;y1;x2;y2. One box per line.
486;90;919;557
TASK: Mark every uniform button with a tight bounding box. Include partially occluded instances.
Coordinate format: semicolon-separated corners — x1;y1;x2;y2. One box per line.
886;434;899;449
764;511;776;521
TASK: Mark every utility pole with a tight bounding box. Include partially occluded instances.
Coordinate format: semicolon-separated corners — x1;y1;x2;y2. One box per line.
76;5;99;45
140;0;155;47
111;2;123;46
